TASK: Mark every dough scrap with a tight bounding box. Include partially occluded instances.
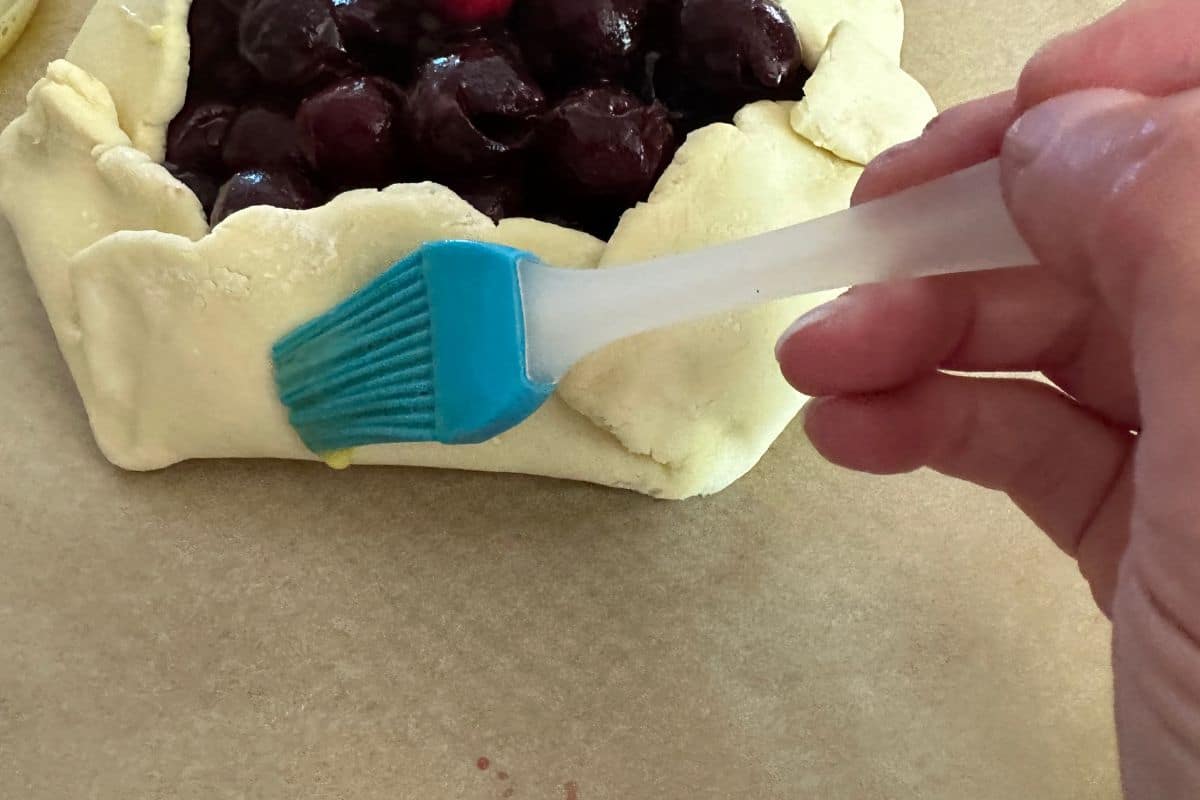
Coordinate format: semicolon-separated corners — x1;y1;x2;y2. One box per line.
0;61;208;415
557;102;860;497
69;193;683;492
0;1;923;499
791;22;937;165
778;0;905;69
65;0;191;160
0;0;40;61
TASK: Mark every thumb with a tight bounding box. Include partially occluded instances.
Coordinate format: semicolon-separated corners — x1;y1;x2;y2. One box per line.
1001;87;1159;318
1002;90;1200;798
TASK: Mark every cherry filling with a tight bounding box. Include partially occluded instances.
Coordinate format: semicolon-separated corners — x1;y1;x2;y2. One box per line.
406;38;546;176
238;0;352;89
297;76;407;189
211;168;325;225
171;0;810;236
535;85;674;234
223;107;307;171
513;0;651;89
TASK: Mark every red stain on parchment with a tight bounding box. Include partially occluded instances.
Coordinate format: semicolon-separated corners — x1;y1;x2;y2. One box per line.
564;781;579;800
477;757;491;771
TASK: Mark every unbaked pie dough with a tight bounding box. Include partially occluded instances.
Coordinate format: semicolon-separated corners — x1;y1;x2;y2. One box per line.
0;0;39;61
0;0;935;499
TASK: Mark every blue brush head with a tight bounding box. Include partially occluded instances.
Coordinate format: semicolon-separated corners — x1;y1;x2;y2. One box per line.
272;240;557;456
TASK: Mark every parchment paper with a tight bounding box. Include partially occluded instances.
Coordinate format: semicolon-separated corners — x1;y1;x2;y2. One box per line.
0;1;1124;798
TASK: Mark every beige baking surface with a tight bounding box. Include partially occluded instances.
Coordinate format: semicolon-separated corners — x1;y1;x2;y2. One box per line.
0;1;1124;798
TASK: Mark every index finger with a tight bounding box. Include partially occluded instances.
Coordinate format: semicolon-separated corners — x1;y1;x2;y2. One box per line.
851;91;1015;205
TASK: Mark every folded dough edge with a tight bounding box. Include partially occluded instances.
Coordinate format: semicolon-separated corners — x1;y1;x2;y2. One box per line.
0;1;933;499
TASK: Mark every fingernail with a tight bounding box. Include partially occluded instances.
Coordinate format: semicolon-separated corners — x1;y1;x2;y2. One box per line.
1006;89;1144;172
1005;101;1066;173
921;109;948;137
775;294;851;360
872;137;920;167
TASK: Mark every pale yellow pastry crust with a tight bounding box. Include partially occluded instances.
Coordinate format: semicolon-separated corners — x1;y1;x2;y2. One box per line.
0;0;41;61
0;0;934;498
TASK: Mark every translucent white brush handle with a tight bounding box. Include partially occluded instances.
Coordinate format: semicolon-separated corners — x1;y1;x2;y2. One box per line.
521;159;1036;383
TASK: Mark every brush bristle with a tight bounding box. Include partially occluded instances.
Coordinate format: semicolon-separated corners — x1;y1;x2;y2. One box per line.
272;253;438;453
273;239;557;454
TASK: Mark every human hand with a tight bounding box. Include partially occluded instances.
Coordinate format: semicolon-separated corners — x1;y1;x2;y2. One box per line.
775;1;1200;796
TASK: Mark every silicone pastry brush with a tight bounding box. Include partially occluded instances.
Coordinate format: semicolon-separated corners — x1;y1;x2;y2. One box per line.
272;159;1035;456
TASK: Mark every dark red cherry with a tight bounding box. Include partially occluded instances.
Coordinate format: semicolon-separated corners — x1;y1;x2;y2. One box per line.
166;102;237;173
332;0;488;68
211;168;325;225
217;0;252;13
540;202;629;241
407;38;545;176
448;172;525;222
539;86;675;204
185;0;257;102
333;0;429;48
296;76;406;189
674;0;806;104
513;0;650;86
641;0;677;41
332;0;493;82
222;107;306;172
239;0;350;88
437;0;513;26
187;0;238;68
200;53;259;102
331;0;498;44
166;163;221;217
